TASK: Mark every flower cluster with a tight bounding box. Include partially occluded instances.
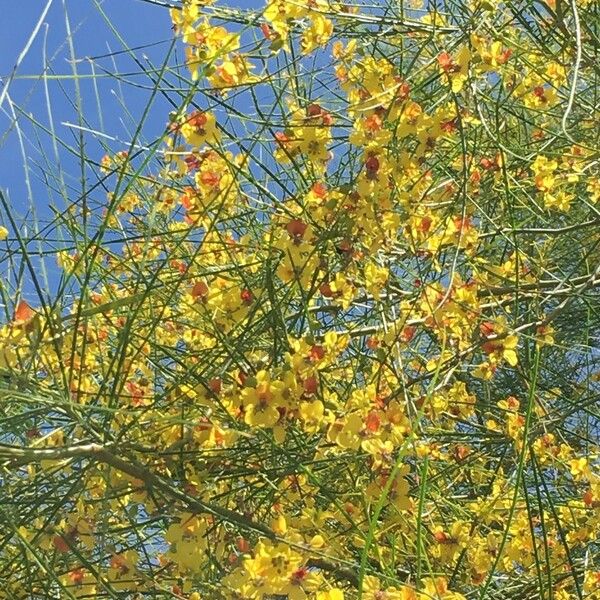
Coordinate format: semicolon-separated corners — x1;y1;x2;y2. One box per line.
1;0;599;598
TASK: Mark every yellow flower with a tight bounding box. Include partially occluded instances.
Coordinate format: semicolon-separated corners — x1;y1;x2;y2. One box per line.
570;457;591;480
317;590;345;600
327;272;356;310
396;101;423;138
364;262;389;300
301;13;334;54
545;61;567;87
242;370;285;428
531;155;558;192
480;318;519;367
106;550;139;591
421;577;467;599
241;541;304;595
171;1;201;45
165;512;209;573
59;568;97;599
182;22;239;81
263;0;307;42
543;190;573;212
438;46;470;93
299;400;325;432
208;53;257;90
328;412;362;450
587;177;600;203
349;112;392;150
180;110;220;147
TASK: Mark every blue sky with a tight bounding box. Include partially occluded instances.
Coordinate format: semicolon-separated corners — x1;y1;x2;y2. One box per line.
0;0;265;223
0;0;189;298
1;0;174;219
0;0;270;308
0;0;274;300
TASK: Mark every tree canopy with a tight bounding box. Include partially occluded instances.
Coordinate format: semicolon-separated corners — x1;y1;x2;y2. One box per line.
0;0;599;598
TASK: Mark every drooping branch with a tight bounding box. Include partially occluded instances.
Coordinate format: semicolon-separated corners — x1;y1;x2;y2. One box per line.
1;442;363;588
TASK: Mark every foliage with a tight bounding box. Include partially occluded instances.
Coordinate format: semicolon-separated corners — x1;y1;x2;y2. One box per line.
1;0;599;598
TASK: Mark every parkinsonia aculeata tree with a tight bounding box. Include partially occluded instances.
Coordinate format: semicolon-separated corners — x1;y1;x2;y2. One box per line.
0;0;599;598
